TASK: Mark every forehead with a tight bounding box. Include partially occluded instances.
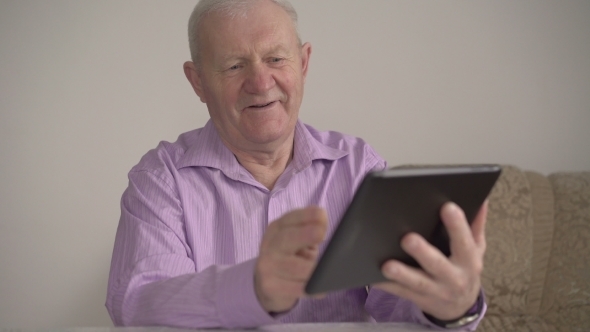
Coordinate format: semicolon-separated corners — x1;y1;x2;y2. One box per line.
199;1;299;60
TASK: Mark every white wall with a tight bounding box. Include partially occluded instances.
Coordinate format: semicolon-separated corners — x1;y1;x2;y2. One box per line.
0;0;589;328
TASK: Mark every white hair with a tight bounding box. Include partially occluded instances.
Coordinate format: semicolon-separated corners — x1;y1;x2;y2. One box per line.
188;0;300;65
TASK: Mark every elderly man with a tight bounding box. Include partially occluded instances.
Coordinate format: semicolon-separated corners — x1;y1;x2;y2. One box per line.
106;0;487;329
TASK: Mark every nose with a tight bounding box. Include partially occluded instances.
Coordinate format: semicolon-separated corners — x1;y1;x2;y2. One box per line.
243;63;276;94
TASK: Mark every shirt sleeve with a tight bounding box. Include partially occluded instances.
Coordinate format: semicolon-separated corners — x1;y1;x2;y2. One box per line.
105;169;276;329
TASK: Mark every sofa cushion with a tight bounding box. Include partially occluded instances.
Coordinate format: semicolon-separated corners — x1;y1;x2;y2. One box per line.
524;171;555;316
483;166;534;315
540;172;590;330
477;314;555;332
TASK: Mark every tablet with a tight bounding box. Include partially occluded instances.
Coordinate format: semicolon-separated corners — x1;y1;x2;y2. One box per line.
304;164;502;295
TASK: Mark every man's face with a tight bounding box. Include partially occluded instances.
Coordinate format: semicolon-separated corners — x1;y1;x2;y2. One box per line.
189;0;311;150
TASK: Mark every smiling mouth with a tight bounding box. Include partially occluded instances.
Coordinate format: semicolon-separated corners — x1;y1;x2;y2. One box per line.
249;101;275;109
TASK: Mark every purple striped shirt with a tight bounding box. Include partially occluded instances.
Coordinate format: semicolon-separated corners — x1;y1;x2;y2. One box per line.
106;120;483;330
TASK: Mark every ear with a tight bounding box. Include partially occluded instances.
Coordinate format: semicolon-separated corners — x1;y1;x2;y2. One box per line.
300;42;312;82
183;61;207;103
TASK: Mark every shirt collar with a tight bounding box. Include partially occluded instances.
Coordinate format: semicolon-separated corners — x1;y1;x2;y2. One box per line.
176;119;348;179
290;120;348;172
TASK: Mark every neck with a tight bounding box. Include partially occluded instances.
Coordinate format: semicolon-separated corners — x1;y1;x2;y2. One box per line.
222;133;295;190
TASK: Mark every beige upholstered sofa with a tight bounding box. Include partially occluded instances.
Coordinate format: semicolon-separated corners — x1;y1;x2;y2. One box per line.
478;166;590;331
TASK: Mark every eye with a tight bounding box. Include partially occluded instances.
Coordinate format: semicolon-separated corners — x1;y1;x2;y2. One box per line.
227;64;242;71
270;57;284;63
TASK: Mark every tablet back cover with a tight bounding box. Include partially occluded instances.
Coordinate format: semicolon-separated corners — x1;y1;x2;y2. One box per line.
305;165;501;294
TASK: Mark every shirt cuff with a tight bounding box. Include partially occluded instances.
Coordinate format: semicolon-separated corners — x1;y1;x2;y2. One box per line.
412;290;487;331
216;258;278;328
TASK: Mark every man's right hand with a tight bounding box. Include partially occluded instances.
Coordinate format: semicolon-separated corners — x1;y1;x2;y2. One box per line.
254;206;328;313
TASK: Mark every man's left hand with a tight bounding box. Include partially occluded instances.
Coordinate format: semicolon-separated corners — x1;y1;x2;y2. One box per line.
373;201;488;320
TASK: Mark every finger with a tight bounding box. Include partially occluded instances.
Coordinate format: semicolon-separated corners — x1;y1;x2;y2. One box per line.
269;222;327;254
271;255;318;281
381;260;441;296
259;275;306;296
399;233;456;282
296;245;319;260
470;200;488;250
255;275;306;311
265;207;328;253
257;250;318;286
441;202;477;263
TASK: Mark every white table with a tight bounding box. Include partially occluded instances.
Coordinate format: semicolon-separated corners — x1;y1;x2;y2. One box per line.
2;323;432;332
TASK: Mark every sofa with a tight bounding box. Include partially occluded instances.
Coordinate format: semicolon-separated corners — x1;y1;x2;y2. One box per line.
478;166;590;331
